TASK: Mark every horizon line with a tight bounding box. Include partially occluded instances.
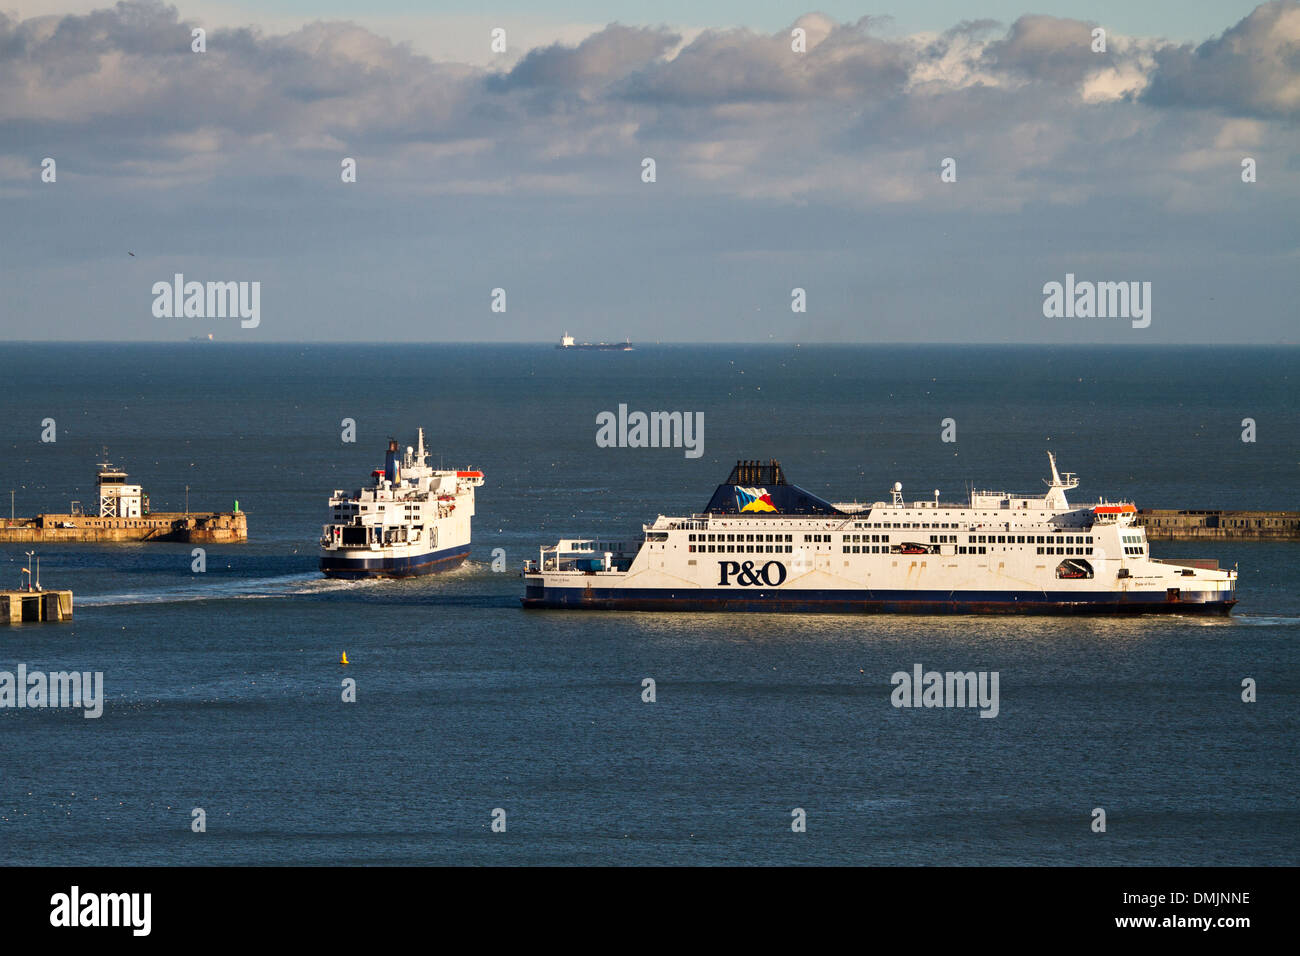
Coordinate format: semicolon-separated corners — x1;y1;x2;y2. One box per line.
0;340;1296;348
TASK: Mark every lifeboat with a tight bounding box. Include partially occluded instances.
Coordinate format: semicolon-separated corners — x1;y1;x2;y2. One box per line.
1056;559;1094;579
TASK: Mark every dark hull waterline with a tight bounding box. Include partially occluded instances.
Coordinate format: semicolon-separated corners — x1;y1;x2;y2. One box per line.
321;545;469;579
521;585;1237;615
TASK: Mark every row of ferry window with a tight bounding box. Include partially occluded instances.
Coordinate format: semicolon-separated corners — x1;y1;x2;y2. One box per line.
690;545;794;554
849;520;1034;529
684;531;1102;548
687;531;1094;544
840;533;1094;545
839;533;980;545
837;544;1101;556
336;504;422;512
969;534;1093;544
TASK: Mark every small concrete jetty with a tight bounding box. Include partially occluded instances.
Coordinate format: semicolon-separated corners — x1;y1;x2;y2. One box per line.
1;590;73;624
1135;509;1300;540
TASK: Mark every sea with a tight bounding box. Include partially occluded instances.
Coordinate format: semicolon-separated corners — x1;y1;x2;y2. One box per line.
0;343;1295;865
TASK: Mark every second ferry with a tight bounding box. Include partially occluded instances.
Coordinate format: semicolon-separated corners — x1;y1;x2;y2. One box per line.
320;429;483;578
521;454;1238;614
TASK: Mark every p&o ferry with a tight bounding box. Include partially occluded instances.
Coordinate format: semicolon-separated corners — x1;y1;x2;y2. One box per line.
520;455;1237;614
320;429;483;578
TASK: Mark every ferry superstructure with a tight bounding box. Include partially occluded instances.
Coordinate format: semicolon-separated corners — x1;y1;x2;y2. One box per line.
320;429;483;578
521;455;1238;614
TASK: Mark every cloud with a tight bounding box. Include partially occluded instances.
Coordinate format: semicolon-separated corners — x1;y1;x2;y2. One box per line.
619;20;909;106
490;23;680;90
1144;0;1300;118
1;2;1299;346
4;2;1298;198
980;14;1104;85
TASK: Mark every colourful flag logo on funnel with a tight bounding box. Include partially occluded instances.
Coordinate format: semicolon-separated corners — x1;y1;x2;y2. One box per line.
736;486;777;513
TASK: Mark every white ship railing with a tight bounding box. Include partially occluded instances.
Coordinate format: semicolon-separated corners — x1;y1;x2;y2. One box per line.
529;538;637;573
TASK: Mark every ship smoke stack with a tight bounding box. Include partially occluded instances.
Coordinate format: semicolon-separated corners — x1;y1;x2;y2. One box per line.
385;439;401;484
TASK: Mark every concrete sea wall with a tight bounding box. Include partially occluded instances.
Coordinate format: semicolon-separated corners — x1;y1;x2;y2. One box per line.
1135;510;1299;540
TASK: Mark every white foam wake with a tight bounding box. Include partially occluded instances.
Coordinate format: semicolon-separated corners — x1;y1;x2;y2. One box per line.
75;572;381;607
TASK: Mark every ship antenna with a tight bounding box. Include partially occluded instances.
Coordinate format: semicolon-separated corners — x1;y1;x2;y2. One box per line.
1044;451;1079;492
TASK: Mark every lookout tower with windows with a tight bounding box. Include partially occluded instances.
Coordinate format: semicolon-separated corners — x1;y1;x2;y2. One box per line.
97;463;146;518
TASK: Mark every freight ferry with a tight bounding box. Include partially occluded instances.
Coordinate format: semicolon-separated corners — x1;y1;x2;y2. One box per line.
521;455;1238;614
320;430;483;578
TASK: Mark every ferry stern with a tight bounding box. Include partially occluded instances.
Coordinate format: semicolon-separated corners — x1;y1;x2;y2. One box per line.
320;429;483;579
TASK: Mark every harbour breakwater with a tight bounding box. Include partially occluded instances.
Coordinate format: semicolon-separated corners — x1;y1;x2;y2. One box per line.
0;512;246;544
0;508;1293;544
1135;510;1299;540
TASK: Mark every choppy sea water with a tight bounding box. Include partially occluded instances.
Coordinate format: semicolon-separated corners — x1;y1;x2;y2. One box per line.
0;344;1296;865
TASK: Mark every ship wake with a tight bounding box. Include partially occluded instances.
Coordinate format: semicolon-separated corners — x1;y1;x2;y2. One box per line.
75;572;383;607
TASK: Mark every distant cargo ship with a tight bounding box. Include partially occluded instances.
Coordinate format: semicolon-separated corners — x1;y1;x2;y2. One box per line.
521;454;1238;615
556;332;633;351
0;461;246;543
319;429;483;578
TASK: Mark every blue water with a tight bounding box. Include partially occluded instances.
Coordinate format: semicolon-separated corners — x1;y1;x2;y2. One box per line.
0;344;1296;865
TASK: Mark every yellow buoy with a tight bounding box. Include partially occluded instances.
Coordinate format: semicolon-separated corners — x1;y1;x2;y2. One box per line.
341;651;349;665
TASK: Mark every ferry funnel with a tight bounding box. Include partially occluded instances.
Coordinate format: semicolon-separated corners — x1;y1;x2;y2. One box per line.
385;439;401;485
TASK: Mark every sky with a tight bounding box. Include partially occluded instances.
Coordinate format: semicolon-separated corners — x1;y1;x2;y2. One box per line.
2;1;1297;343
